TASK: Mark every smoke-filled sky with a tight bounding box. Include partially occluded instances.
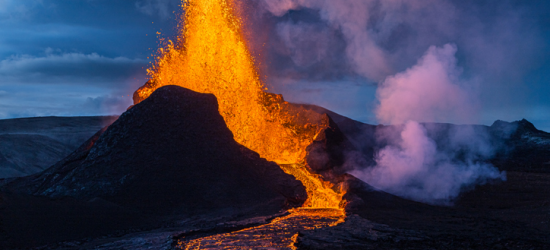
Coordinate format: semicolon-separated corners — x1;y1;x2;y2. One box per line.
1;0;549;131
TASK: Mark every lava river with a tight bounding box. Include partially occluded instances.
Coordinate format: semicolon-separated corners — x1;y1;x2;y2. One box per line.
176;209;345;249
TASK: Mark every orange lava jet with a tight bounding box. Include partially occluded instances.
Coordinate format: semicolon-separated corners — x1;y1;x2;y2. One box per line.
135;0;344;209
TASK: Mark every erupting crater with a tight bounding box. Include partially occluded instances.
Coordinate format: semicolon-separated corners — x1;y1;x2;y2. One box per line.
132;0;348;246
134;0;346;210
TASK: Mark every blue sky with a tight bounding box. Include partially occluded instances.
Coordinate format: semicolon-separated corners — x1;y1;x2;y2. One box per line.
0;0;178;118
0;0;549;131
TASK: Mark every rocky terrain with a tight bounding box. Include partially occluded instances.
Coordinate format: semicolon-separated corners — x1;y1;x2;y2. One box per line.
0;86;305;249
0;87;548;249
295;103;550;174
0;116;117;178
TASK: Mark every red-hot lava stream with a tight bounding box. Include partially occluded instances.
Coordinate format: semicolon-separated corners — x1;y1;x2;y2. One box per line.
134;0;347;248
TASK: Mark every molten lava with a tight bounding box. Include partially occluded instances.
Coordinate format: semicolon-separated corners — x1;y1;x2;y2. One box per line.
135;0;344;209
177;208;345;249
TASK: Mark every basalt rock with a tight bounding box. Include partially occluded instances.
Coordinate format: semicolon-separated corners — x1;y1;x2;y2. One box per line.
305;114;361;183
1;85;306;248
490;119;550;173
10;85;307;212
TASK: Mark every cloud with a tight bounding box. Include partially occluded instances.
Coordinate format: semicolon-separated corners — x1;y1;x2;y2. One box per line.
0;87;136;119
0;51;148;84
348;44;505;204
246;0;550;133
263;0;392;81
261;0;299;17
135;0;179;20
0;49;147;119
375;44;475;125
0;0;52;21
81;94;132;115
0;1;170;119
0;0;28;16
276;21;331;68
254;0;546;86
349;121;505;204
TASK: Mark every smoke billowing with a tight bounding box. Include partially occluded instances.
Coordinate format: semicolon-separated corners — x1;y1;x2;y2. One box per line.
245;0;550;130
255;0;545;84
350;44;505;204
248;0;522;204
375;44;474;125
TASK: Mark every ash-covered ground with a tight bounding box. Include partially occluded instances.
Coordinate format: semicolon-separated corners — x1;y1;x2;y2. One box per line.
0;86;548;249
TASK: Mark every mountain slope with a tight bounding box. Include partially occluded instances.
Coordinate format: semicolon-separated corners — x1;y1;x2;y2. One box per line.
0;86;306;248
0;116;117;178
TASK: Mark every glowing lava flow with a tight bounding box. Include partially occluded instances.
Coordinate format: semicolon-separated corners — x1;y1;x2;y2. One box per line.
135;0;345;211
176;208;345;249
137;0;347;246
140;0;317;165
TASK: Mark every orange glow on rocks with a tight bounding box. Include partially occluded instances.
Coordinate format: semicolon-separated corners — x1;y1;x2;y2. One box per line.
135;0;344;209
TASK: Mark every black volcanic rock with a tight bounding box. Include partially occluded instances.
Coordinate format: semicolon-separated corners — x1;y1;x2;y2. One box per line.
490;119;550;173
305;114;360;183
16;85;306;212
1;85;305;248
294;103;550;174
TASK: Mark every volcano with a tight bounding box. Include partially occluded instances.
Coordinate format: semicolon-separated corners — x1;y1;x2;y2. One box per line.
0;85;306;248
1;0;549;247
0;86;549;248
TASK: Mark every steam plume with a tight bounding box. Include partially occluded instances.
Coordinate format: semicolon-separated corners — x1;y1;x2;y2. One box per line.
350;44;505;204
261;0;392;81
255;0;524;203
256;0;544;99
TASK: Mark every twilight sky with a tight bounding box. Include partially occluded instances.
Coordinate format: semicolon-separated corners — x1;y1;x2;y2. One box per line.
1;0;549;131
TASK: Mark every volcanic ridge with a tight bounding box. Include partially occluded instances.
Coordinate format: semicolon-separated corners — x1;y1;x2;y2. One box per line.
0;85;306;248
0;85;549;249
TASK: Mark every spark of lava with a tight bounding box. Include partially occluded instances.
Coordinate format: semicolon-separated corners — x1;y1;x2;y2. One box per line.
134;0;345;209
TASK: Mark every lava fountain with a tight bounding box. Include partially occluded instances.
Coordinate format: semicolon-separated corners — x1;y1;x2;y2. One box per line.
138;0;314;165
134;0;345;210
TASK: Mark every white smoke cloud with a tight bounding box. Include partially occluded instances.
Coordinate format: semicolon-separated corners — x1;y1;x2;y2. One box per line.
257;0;544;87
276;21;331;68
349;44;505;204
350;121;505;204
256;0;535;203
376;44;474;125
